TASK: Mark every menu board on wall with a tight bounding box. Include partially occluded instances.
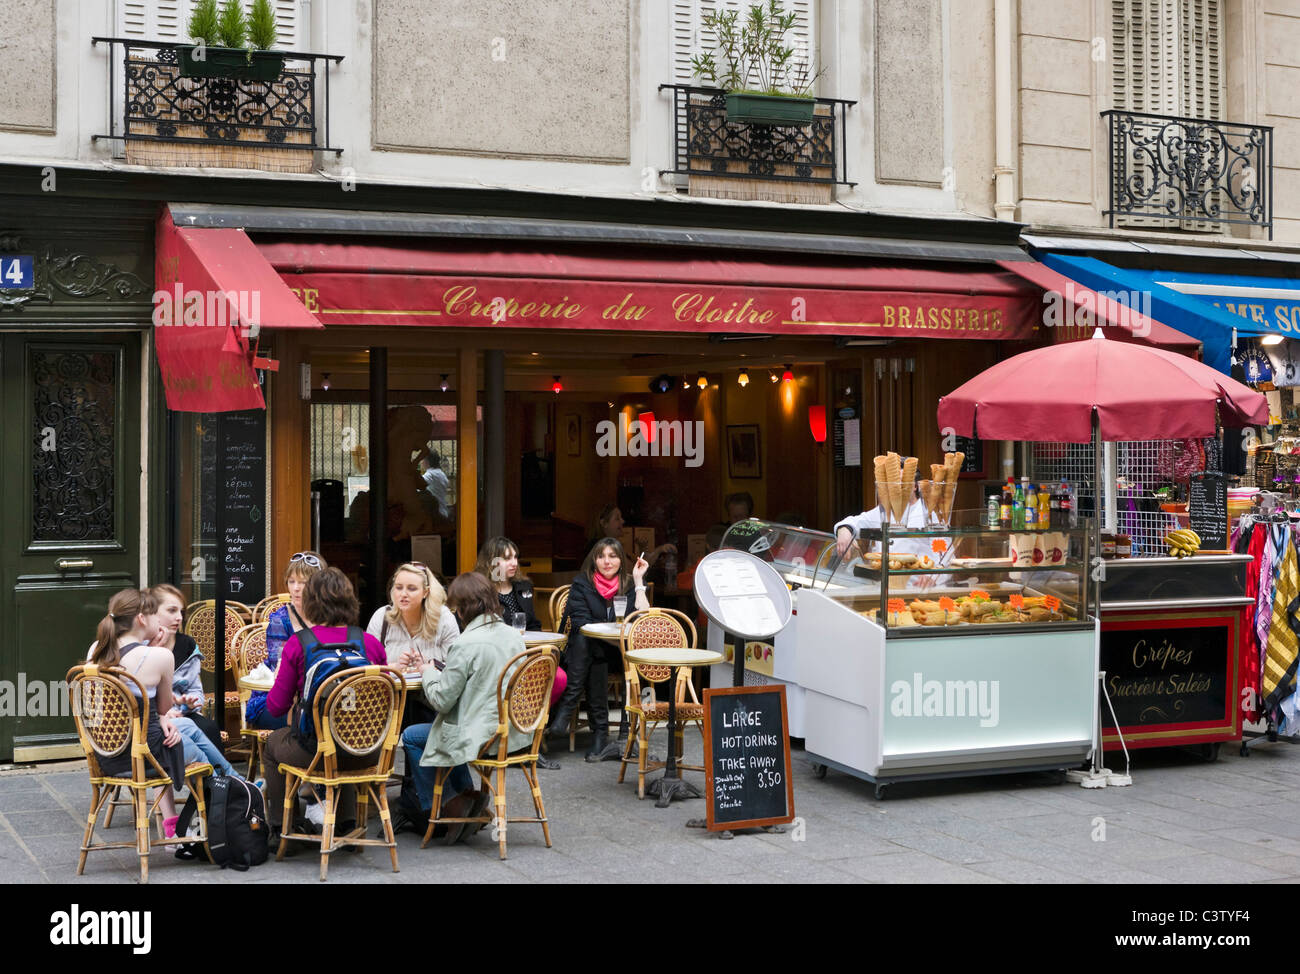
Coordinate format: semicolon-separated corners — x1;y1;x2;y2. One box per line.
199;410;268;603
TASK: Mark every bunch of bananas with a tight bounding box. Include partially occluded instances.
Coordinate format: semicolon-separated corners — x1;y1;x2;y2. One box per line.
1165;528;1201;558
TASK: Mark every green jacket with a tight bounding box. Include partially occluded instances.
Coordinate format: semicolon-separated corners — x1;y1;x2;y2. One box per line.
418;614;532;768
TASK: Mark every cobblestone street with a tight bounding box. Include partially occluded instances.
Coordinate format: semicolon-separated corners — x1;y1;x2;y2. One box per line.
5;732;1299;885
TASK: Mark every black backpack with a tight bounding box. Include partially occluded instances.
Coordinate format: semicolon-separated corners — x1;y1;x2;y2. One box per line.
293;625;369;752
175;775;269;870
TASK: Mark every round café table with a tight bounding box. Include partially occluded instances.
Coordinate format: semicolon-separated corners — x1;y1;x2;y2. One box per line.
523;630;568;649
624;646;724;807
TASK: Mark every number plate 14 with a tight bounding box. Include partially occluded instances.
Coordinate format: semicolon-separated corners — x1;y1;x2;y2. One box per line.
0;256;34;290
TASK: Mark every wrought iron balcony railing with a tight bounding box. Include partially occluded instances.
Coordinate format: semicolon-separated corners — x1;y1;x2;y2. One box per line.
658;85;855;195
90;37;343;167
1103;109;1272;237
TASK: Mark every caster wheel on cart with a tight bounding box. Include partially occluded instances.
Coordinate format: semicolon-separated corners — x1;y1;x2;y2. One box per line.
1240;741;1250;758
812;763;827;780
874;783;889;800
1201;743;1221;763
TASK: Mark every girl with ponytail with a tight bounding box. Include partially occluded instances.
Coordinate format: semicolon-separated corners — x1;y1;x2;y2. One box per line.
86;588;189;831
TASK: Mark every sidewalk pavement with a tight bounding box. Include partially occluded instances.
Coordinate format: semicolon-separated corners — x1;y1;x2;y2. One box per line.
3;733;1299;884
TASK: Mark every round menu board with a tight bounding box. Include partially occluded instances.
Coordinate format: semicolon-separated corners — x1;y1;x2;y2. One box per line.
692;549;793;641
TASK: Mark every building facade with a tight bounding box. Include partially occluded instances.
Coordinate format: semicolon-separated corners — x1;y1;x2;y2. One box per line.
0;0;1294;761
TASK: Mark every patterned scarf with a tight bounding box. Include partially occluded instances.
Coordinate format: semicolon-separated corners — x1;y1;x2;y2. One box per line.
1264;527;1300;713
1257;529;1276;649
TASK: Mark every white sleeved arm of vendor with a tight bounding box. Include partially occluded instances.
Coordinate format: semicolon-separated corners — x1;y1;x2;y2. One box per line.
834;501;926;538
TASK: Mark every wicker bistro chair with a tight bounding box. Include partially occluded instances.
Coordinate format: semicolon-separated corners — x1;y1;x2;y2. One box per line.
66;664;214;884
547;585;570;634
616;608;705;799
423;647;558;860
254;593;291;623
275;666;406;881
230;622;271;778
184;600;252;720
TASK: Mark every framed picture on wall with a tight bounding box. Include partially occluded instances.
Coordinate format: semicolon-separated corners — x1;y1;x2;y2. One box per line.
565;414;582;457
727;424;762;479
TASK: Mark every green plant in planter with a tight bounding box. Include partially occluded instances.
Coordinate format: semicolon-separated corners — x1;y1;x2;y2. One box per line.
248;0;279;51
690;0;826;126
217;0;248;48
187;0;220;45
177;0;285;81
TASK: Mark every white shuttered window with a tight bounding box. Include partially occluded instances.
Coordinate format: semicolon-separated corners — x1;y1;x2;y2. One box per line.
672;0;816;88
116;0;305;48
1111;0;1223;229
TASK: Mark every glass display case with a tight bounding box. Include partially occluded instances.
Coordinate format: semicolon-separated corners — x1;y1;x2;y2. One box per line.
720;515;1095;636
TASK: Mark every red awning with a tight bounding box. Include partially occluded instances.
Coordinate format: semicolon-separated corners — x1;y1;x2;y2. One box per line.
154;212;322;412
256;241;1046;340
996;259;1201;354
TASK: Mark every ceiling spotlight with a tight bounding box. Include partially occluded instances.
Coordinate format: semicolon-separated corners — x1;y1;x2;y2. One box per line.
439;373;449;392
769;370;779;383
738;369;750;387
321;372;331;391
697;373;708;389
607;400;614;409
683;376;691;390
552;375;563;394
649;373;673;394
1262;335;1285;346
782;364;794;383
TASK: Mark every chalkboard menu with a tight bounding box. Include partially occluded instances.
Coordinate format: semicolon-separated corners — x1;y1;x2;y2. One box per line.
703;685;794;831
1188;472;1227;550
952;435;983;476
1100;620;1230;729
199;410;267;603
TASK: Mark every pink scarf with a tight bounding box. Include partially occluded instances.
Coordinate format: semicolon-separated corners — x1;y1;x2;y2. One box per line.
593;571;621;600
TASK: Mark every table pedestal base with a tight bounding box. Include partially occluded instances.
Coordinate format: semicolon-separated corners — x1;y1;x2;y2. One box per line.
647;775;701;808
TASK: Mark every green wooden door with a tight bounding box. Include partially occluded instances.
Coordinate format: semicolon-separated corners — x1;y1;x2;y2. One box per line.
0;333;142;761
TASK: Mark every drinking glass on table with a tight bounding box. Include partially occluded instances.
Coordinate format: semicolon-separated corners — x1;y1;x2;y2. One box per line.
511;612;527;633
613;596;628;622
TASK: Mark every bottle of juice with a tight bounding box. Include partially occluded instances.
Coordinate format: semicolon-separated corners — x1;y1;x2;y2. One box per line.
1000;479;1013;529
1025;479;1039;529
1037;484;1051;530
1012;479;1026;530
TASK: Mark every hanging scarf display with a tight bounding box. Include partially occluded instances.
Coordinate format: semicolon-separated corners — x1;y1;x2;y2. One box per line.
1242;525;1267;724
1263;527;1300;713
1257;528;1276;649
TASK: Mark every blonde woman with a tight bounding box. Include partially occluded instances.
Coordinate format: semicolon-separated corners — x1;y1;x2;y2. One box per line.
366;562;460;673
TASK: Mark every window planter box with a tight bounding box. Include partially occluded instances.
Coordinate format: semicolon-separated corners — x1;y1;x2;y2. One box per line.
660;85;854;205
91;37;342;174
724;92;815;126
173;44;285;81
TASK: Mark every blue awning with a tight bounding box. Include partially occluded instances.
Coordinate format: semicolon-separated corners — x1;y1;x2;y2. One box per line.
1038;253;1300;376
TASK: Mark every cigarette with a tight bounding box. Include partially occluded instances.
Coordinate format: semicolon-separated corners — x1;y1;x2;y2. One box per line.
640;551;646;561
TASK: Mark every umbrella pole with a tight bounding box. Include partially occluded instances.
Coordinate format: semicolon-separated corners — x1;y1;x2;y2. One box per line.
1093;409;1102;627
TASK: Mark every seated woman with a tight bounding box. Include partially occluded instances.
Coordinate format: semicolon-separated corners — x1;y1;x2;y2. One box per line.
147;583;244;780
547;538;649;761
246;551;327;732
366;562;459;775
475;537;567;769
396;572;535;843
260;568;387;841
87;589;188;835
